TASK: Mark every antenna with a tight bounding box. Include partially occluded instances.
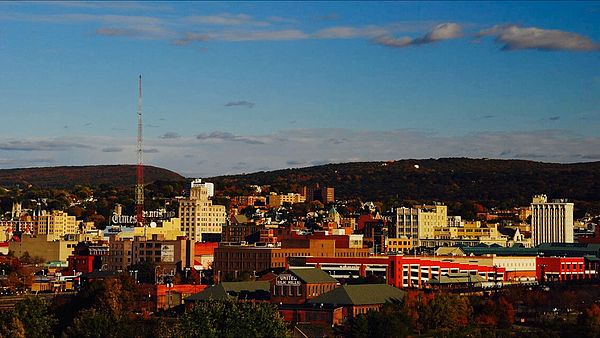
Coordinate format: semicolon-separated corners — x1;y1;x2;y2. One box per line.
135;75;145;228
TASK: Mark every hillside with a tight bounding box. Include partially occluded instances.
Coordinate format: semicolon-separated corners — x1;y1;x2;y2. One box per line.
209;158;600;208
0;165;184;189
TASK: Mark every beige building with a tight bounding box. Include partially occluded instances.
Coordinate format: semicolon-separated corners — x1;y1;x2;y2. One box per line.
105;234;194;273
179;181;227;242
394;204;448;247
531;195;574;246
267;192;306;207
34;210;78;241
434;221;501;241
9;235;78;262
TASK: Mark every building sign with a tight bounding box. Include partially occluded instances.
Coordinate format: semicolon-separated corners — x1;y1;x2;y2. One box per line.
161;245;175;262
275;273;301;287
111;210;176;226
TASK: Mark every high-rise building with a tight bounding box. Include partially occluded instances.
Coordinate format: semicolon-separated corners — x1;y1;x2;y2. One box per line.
301;183;335;204
531;195;574;246
393;204;448;247
178;180;226;242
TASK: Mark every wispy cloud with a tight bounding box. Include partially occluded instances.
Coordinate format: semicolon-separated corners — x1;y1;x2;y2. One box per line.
373;23;463;48
196;131;269;145
184;13;270;27
477;24;600;51
159;132;181;139
313;25;390;39
101;147;123;153
225;100;255;108
0;140;93;151
210;29;308;42
171;32;210;46
1;130;599;175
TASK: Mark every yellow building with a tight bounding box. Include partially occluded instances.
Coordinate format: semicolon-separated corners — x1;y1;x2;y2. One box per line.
179;181;227;241
116;218;185;241
9;235;78;263
267;192;306;207
387;237;413;253
34;210;78;241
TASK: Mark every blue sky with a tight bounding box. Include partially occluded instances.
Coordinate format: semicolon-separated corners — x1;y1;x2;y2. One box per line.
0;1;599;177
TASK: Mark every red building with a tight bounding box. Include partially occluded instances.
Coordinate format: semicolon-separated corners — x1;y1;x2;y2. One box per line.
67;242;109;274
387;255;506;289
269;268;338;305
536;257;598;283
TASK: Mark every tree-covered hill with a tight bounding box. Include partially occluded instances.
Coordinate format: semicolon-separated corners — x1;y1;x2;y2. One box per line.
209;158;600;208
0;165;184;189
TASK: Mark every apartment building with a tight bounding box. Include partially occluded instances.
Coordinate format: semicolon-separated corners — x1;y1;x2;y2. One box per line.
35;210;78;240
531;195;574;246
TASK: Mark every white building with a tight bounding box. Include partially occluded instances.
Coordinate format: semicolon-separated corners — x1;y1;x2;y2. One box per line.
531;195;574;246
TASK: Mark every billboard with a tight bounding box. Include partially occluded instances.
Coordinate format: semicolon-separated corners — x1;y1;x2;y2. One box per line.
161;245;175;262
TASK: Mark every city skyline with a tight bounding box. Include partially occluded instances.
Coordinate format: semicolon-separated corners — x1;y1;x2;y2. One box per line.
1;1;599;177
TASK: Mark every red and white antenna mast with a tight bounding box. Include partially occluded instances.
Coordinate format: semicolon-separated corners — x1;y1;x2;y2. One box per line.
135;75;144;227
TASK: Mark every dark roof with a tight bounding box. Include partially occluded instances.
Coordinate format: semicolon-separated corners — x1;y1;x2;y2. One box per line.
497;227;517;237
186;281;270;301
81;270;120;279
289;268;338;284
461;246;537;256
308;284;406;306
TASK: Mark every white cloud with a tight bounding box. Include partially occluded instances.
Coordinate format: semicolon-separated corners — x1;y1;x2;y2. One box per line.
184;13;270;27
373;23;463;48
478;24;600;51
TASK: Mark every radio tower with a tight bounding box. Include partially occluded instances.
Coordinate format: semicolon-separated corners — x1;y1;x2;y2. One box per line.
135;75;145;227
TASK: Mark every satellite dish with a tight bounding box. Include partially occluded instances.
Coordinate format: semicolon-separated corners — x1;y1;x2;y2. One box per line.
150;221;157;228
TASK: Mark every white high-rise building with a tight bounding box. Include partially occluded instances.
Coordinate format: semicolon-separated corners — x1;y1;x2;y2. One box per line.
178;180;225;242
531;194;574;246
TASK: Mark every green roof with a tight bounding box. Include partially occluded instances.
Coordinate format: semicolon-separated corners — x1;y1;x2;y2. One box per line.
186;281;270;301
537;243;600;257
429;272;487;285
308;284;406;306
461;246;537;256
289;268;338;284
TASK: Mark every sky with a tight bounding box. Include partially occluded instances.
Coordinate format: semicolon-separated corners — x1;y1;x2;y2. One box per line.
0;1;599;177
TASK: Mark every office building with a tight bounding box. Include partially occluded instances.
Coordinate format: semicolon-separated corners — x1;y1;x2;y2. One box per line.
179;180;227;242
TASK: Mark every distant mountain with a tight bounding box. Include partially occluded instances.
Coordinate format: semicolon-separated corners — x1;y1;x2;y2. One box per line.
0;165;184;189
209;158;600;207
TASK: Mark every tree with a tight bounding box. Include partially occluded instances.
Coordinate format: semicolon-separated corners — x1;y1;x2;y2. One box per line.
579;304;600;338
12;297;57;338
62;308;132;338
178;300;290;338
345;301;411;338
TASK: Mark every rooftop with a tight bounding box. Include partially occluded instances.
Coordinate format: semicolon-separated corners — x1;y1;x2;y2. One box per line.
186;281;270;301
308;284;406;306
288;268;338;284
